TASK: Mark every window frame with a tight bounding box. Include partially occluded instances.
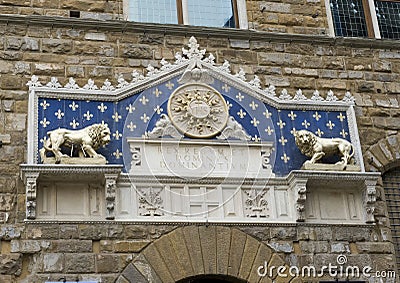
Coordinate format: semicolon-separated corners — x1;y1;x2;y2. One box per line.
325;0;395;38
123;0;248;29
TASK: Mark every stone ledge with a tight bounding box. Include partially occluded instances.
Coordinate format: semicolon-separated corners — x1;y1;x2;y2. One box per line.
0;14;399;50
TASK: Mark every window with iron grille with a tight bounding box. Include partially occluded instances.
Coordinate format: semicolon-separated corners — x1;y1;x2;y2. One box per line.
383;168;400;272
328;0;400;39
126;0;242;28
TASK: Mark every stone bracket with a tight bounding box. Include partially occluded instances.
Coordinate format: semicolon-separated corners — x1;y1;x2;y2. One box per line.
288;170;380;224
20;164;123;220
288;177;308;222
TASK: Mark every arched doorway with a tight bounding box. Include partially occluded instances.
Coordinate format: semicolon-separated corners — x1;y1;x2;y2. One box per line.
116;226;297;282
176;274;247;283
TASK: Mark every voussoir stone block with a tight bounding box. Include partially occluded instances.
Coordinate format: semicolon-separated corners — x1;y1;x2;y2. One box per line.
182;225;204;275
199;225;217;274
167;228;194;278
153;234;186;281
238;235;261;280
216;226;231;275
121;263;147;283
227;229;247;277
142;243;174;283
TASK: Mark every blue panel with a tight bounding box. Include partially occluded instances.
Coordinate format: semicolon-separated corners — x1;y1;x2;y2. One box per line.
37;76;352;176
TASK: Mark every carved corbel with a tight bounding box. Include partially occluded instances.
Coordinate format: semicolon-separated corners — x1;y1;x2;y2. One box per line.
24;173;40;219
364;179;377;224
289;178;308;222
104;173;119;220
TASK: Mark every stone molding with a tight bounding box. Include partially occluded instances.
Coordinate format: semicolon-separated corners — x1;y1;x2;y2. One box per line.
1;14;400;50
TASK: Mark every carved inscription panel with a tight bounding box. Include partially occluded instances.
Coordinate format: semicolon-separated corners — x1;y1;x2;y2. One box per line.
128;139;274;179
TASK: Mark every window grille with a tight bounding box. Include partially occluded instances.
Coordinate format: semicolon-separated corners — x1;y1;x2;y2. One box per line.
128;0;237;28
187;0;235;28
129;0;178;25
330;0;369;37
375;0;400;39
383;168;400;272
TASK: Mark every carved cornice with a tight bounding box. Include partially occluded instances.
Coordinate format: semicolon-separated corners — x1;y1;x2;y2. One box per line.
287;170;381;183
23;219;376;228
20;164;123;179
1;14;400;50
28;36;356;112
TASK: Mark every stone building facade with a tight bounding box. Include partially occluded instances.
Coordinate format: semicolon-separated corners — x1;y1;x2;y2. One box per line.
0;1;399;282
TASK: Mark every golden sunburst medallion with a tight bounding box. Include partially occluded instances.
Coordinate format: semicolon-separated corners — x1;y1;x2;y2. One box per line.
167;84;229;138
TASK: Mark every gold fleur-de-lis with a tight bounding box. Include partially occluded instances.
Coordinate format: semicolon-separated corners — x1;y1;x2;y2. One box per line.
98;103;108;113
222;83;230;92
288;111;297;121
340;129;348;138
127;121;137;132
112;112;122;122
326;120;335;130
281;153;290;163
113;130;122;140
265;126;274;135
165;81;174;90
249;101;258;110
237;109;246;119
301;119;310;129
139;95;149;105
70;119;79;129
40;117;50;128
40;100;50;110
313;111;321;121
154;105;163;114
153;88;162;97
83;110;93;121
236;93;244;102
54;109;64;120
141;113;150;123
113;149;123;159
126;104;135;113
279;136;288;146
315;128;324;137
263;110;272;119
69;101;79;111
251;117;260;127
337;112;346;122
277;120;286;129
252;135;261;142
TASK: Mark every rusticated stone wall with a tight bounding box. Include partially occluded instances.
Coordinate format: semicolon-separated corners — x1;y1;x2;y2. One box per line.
0;223;395;282
0;0;329;35
0;11;399;283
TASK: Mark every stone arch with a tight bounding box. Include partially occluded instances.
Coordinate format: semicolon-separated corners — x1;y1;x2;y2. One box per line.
364;133;400;173
116;226;300;283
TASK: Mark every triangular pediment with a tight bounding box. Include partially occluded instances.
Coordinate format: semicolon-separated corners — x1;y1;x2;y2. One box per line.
27;36;363;176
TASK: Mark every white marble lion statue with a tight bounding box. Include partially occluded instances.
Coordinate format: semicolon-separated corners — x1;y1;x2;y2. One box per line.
40;123;111;164
294;129;355;166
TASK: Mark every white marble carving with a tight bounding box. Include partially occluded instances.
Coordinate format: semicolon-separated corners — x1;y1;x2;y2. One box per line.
26;36;355;106
216;116;251;141
138;187;164;216
39;123;111;164
244;188;269;218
